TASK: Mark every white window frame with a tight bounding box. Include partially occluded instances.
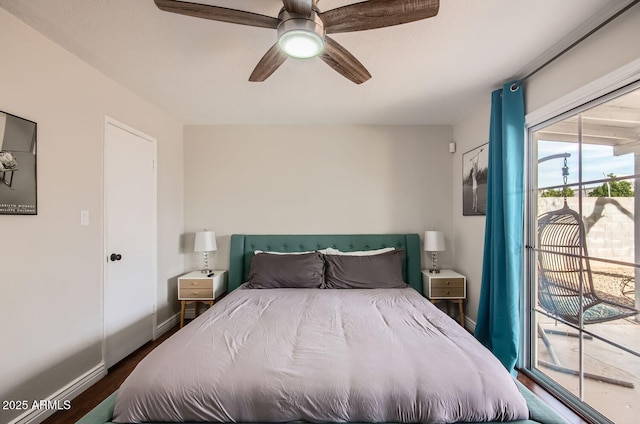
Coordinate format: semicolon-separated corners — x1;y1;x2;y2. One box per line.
521;58;640;422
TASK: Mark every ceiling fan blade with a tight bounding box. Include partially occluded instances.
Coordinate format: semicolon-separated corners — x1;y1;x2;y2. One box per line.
282;0;313;17
249;44;289;82
154;0;279;29
321;0;439;34
319;36;371;84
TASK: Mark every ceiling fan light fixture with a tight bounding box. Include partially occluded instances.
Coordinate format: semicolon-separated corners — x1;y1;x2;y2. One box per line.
278;30;324;58
277;10;325;59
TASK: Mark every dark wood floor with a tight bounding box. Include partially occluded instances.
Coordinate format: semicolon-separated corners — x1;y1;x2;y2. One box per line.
42;325;179;424
43;324;584;424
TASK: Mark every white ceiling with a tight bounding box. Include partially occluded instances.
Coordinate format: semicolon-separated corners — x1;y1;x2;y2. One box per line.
0;0;628;125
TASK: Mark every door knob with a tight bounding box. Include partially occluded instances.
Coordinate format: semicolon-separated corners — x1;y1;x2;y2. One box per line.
110;253;122;261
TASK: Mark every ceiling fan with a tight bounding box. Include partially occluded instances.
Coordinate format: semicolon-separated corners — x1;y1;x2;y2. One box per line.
154;0;439;84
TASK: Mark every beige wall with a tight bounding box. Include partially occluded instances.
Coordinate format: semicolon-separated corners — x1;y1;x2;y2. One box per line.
452;105;491;324
183;125;455;272
452;3;640;326
3;2;638;420
526;3;640;114
0;9;184;423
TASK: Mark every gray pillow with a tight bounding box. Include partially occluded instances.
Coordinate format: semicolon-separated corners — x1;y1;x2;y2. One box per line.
247;252;325;289
324;249;407;289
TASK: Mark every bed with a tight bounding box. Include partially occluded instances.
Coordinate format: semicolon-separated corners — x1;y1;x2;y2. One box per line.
77;234;566;424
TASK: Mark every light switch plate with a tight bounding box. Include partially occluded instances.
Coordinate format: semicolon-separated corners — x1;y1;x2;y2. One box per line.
80;210;90;226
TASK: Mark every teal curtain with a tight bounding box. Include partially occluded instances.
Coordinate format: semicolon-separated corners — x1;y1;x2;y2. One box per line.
474;81;525;374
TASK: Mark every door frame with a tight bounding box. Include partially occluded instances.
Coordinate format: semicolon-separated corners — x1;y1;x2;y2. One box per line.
102;115;158;367
521;60;640;422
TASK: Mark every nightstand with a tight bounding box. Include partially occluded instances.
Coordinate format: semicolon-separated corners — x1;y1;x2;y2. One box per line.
178;270;227;328
422;270;466;326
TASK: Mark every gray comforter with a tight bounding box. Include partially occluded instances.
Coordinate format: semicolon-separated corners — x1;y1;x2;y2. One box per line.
113;287;528;423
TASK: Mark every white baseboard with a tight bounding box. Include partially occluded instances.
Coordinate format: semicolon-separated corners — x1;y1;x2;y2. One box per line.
8;363;106;424
8;316;180;424
465;316;477;333
155;313;179;339
182;304;212;320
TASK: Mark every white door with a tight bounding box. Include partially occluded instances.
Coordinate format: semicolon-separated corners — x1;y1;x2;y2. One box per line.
104;118;156;368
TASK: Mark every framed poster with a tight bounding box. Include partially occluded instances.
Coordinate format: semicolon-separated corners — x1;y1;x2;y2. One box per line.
462;143;488;216
0;110;37;215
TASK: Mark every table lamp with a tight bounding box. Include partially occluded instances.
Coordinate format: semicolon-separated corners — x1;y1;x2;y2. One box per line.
425;231;445;274
194;230;217;274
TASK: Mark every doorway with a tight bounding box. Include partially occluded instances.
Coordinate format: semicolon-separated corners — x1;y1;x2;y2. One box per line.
526;83;640;423
104;117;157;368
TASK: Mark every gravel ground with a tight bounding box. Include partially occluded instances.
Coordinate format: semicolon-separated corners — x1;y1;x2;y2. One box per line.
590;267;636;307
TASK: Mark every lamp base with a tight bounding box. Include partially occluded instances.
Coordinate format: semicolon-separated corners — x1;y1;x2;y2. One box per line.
429;252;440;274
200;252;212;275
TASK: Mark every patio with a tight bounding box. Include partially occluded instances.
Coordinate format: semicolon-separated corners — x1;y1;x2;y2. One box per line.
535;267;639;424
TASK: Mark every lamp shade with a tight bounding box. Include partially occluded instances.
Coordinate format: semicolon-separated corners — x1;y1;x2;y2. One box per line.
194;230;217;252
424;231;445;252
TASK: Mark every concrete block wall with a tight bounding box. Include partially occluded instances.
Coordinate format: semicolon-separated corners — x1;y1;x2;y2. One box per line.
538;197;635;265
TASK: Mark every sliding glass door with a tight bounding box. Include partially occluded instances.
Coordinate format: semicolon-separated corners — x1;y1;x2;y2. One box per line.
526;83;640;423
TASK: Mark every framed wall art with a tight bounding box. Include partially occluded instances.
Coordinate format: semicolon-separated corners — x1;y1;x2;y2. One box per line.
462;143;488;216
0;110;37;215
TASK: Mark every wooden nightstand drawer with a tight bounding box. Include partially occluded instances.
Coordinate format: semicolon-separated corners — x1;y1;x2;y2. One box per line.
178;270;228;328
179;288;213;299
431;286;464;298
430;278;465;289
422;270;467;327
422;271;467;300
182;279;212;288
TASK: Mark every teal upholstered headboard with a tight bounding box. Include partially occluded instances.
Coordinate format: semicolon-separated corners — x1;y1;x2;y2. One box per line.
229;234;422;292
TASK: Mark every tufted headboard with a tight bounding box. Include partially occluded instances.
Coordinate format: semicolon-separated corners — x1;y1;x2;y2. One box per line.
228;234;422;292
